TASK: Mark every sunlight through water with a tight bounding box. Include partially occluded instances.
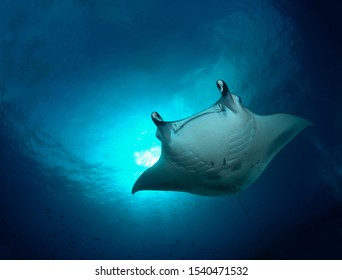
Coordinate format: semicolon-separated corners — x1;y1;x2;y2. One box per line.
133;146;161;168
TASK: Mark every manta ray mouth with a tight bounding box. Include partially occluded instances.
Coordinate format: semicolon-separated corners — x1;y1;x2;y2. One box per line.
152;108;222;127
152;108;225;143
152;105;229;135
173;110;221;133
152;79;239;133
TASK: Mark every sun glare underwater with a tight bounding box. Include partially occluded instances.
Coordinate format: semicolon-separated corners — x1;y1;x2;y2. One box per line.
1;0;342;259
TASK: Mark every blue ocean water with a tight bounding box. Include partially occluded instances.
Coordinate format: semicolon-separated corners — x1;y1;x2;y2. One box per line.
0;0;341;260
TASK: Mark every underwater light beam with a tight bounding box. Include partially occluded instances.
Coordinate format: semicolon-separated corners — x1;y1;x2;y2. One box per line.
134;146;161;168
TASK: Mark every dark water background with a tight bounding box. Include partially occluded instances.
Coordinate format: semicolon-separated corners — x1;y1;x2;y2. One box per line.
0;0;341;259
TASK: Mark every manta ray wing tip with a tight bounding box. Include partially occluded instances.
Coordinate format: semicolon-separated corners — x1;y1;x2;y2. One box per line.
131;186;138;195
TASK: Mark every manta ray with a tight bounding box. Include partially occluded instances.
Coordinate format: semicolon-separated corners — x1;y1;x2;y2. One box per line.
132;80;311;196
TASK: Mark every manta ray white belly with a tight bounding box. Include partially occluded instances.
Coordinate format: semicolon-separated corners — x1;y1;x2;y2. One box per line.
132;80;311;196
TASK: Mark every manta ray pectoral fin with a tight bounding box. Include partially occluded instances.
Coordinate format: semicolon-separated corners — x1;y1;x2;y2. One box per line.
132;157;188;194
255;113;312;159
